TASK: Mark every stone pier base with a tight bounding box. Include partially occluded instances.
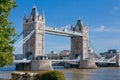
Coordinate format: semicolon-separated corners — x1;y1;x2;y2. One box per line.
31;60;53;70
116;52;120;67
79;57;97;69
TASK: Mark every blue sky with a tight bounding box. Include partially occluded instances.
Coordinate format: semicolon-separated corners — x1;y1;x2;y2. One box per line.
9;0;120;54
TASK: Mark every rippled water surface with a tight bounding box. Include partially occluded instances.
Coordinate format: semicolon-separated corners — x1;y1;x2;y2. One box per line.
62;68;120;80
0;67;120;80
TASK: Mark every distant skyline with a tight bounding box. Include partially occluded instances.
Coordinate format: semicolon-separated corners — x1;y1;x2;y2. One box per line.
9;0;120;54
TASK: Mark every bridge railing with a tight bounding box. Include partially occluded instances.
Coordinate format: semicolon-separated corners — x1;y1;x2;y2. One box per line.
95;55;116;63
45;26;82;36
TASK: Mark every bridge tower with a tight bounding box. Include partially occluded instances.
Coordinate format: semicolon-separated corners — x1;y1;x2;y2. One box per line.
70;19;97;68
23;6;45;60
70;18;88;60
116;52;120;67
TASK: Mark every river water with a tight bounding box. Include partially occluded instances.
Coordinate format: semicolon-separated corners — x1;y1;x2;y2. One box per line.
0;66;120;80
63;68;120;80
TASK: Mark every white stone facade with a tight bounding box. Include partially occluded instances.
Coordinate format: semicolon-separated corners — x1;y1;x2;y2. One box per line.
70;19;88;60
23;6;45;60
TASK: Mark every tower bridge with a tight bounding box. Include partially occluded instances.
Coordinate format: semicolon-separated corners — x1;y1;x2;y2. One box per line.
23;6;89;61
14;6;120;70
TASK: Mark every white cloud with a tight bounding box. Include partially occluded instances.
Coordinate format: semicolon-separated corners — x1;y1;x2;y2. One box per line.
113;6;119;10
105;29;120;32
92;25;105;32
111;6;120;15
91;25;120;32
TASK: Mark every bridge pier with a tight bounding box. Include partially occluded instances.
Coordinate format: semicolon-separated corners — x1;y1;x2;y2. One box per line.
79;56;97;69
16;63;31;70
16;60;53;71
116;52;120;67
31;60;53;70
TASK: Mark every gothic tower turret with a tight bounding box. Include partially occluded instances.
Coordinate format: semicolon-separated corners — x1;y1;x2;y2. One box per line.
70;18;88;60
23;6;45;60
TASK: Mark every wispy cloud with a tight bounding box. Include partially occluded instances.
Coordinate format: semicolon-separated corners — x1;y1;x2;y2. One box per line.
92;25;105;32
91;25;120;32
95;39;120;45
111;6;120;15
113;6;119;10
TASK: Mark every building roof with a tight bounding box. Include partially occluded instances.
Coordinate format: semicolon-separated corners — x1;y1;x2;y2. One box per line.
31;5;39;16
74;18;83;31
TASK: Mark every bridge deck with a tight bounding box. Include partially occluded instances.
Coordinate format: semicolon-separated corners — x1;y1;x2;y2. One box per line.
14;60;31;64
45;27;82;37
13;59;116;64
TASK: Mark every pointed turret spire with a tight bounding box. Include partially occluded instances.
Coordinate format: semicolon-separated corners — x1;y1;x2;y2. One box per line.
42;10;45;18
41;10;45;22
77;17;82;24
24;11;26;20
75;18;83;31
31;5;39;16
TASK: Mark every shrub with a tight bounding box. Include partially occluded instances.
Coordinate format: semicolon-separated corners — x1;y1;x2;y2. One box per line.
22;73;31;80
11;73;21;80
12;71;65;80
35;71;65;80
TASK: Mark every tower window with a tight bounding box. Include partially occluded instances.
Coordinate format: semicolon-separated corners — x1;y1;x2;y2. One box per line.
38;27;42;30
32;16;34;21
39;43;40;46
39;51;40;54
26;19;28;23
38;17;39;20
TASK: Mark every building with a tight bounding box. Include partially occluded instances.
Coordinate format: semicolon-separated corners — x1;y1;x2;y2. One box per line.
100;49;117;59
59;50;70;59
46;51;60;59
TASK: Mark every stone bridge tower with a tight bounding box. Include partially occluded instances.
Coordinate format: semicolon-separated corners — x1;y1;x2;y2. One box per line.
23;6;45;60
71;19;97;68
116;52;120;67
70;18;88;60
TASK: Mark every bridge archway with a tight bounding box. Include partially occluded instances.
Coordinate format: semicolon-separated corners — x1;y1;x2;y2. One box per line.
45;34;70;58
25;52;33;60
75;54;80;60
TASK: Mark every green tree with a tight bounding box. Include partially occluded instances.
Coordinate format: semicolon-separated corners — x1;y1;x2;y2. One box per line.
0;0;16;67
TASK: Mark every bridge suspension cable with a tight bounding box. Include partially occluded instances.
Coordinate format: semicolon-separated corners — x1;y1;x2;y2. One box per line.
14;30;35;49
59;24;72;30
10;32;23;43
88;40;102;60
106;55;116;62
89;40;116;62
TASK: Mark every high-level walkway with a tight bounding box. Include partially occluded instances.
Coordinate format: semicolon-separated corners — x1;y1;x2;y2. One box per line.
45;26;82;37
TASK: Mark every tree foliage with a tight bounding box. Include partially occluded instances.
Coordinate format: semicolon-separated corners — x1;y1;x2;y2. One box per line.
35;71;65;80
0;0;16;67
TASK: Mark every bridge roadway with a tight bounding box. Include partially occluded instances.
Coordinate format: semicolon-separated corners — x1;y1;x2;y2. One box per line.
45;26;82;37
14;59;116;65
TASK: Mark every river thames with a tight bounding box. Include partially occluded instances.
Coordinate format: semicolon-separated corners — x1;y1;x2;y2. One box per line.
63;68;120;80
0;67;120;80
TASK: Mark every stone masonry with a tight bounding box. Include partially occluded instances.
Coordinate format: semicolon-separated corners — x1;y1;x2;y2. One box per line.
21;6;97;70
21;6;53;71
116;52;120;67
23;6;45;60
70;19;97;68
70;19;88;60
